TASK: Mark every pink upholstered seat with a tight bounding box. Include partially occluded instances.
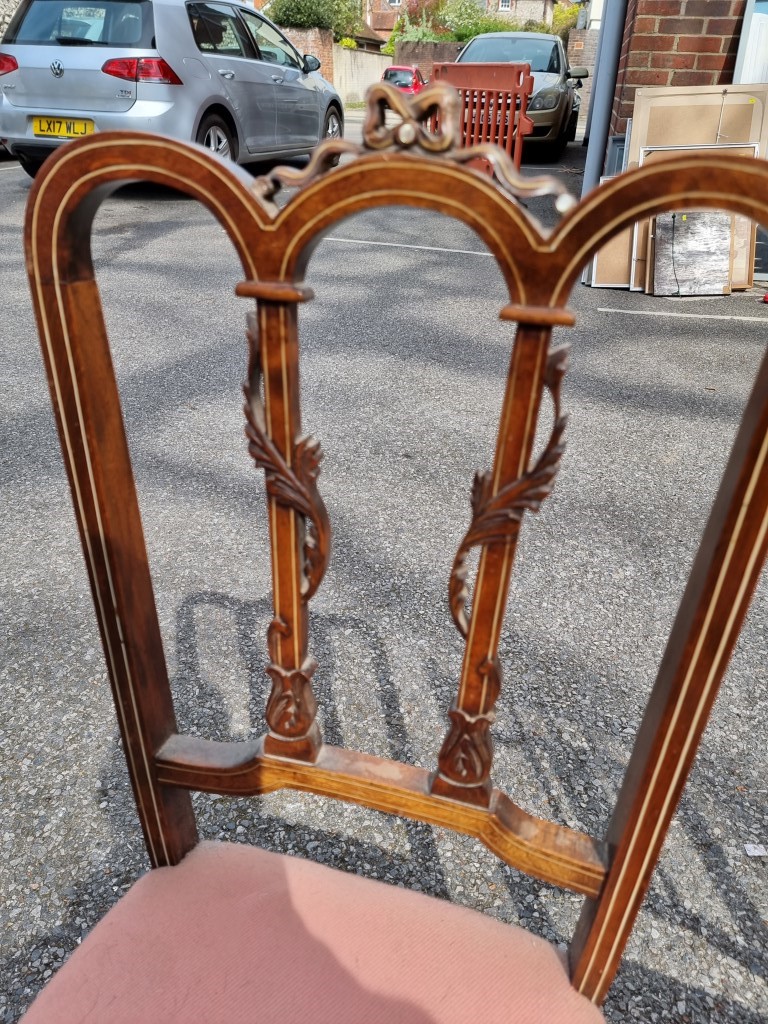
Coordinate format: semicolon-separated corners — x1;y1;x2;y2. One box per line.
22;840;604;1024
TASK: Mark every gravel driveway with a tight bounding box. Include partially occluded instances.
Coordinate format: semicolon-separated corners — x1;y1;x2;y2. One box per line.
0;139;766;1023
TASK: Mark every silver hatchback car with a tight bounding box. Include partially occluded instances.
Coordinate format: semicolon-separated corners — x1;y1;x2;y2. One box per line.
0;0;343;176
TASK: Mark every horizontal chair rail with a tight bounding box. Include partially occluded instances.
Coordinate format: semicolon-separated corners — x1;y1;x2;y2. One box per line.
157;735;608;898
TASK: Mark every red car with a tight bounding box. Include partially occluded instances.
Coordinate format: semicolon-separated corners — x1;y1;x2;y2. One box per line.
381;65;427;95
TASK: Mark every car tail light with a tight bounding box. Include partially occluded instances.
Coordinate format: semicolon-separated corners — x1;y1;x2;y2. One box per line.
102;57;182;84
0;54;19;76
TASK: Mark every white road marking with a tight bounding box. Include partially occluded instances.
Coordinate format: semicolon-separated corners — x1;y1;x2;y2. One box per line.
598;306;768;324
324;236;492;257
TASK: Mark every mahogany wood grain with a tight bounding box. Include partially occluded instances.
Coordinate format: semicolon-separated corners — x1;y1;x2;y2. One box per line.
24;83;768;1004
156;735;607;897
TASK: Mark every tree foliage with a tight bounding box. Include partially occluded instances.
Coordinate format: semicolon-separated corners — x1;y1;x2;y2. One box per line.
268;0;361;38
438;0;558;43
268;0;579;48
552;2;580;42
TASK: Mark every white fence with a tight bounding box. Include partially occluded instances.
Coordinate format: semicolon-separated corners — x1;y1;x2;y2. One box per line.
333;45;391;106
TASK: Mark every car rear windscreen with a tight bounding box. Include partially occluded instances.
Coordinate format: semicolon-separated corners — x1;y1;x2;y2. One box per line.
458;38;560;74
384;69;414;87
4;0;155;47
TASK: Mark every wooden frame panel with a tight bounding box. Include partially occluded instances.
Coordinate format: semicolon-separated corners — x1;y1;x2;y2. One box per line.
631;143;760;293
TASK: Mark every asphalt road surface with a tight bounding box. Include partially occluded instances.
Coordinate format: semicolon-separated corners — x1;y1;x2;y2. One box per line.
1;127;767;1023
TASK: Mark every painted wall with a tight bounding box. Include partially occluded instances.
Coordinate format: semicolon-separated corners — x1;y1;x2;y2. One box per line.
333;45;391;105
586;0;604;30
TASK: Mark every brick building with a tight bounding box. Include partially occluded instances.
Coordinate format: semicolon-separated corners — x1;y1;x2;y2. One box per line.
611;0;747;135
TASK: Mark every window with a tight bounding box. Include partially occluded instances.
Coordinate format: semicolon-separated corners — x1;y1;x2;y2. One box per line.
389;0;401;7
499;0;511;10
240;9;302;69
383;68;414;86
6;0;154;47
188;3;249;56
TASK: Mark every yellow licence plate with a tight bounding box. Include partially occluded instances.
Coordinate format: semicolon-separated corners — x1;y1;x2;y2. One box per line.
32;116;94;138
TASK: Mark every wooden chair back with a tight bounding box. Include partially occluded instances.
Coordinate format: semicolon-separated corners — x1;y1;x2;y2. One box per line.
24;83;768;1006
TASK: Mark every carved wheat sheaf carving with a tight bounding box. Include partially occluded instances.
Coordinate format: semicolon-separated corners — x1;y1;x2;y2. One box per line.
450;345;570;638
243;324;330;599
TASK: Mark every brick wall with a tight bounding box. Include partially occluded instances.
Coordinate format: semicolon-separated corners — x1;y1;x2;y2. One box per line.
612;0;747;134
276;26;334;83
396;40;463;81
567;26;599;127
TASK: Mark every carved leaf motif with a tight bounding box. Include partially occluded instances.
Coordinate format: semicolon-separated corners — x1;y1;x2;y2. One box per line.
449;346;570;637
243;330;330;599
438;707;495;786
267;616;291;662
265;657;318;737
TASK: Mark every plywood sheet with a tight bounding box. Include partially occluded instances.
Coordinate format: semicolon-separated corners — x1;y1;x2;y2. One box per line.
731;210;758;289
645;100;755;152
590;175;632;287
591;225;634;287
631;217;651;291
653;211;732;296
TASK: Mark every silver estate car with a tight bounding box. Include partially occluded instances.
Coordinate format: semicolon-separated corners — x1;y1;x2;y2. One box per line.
0;0;343;177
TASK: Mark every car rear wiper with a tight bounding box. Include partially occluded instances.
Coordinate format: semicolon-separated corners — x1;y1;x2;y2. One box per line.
54;35;101;45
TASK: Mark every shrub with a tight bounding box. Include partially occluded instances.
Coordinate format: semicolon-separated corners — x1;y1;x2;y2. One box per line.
401;10;444;42
552;2;580;42
268;0;361;39
440;0;536;42
268;0;332;31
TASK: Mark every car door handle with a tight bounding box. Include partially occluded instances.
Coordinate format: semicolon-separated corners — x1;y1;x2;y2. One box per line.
218;69;235;80
271;74;283;83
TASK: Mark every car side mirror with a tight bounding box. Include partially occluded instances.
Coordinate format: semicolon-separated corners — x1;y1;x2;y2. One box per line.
304;54;320;73
568;66;589;79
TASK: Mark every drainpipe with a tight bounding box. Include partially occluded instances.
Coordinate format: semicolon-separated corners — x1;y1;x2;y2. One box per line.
581;0;630;197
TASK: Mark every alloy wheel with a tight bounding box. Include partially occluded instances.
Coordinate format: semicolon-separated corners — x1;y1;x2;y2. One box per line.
203;125;231;159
